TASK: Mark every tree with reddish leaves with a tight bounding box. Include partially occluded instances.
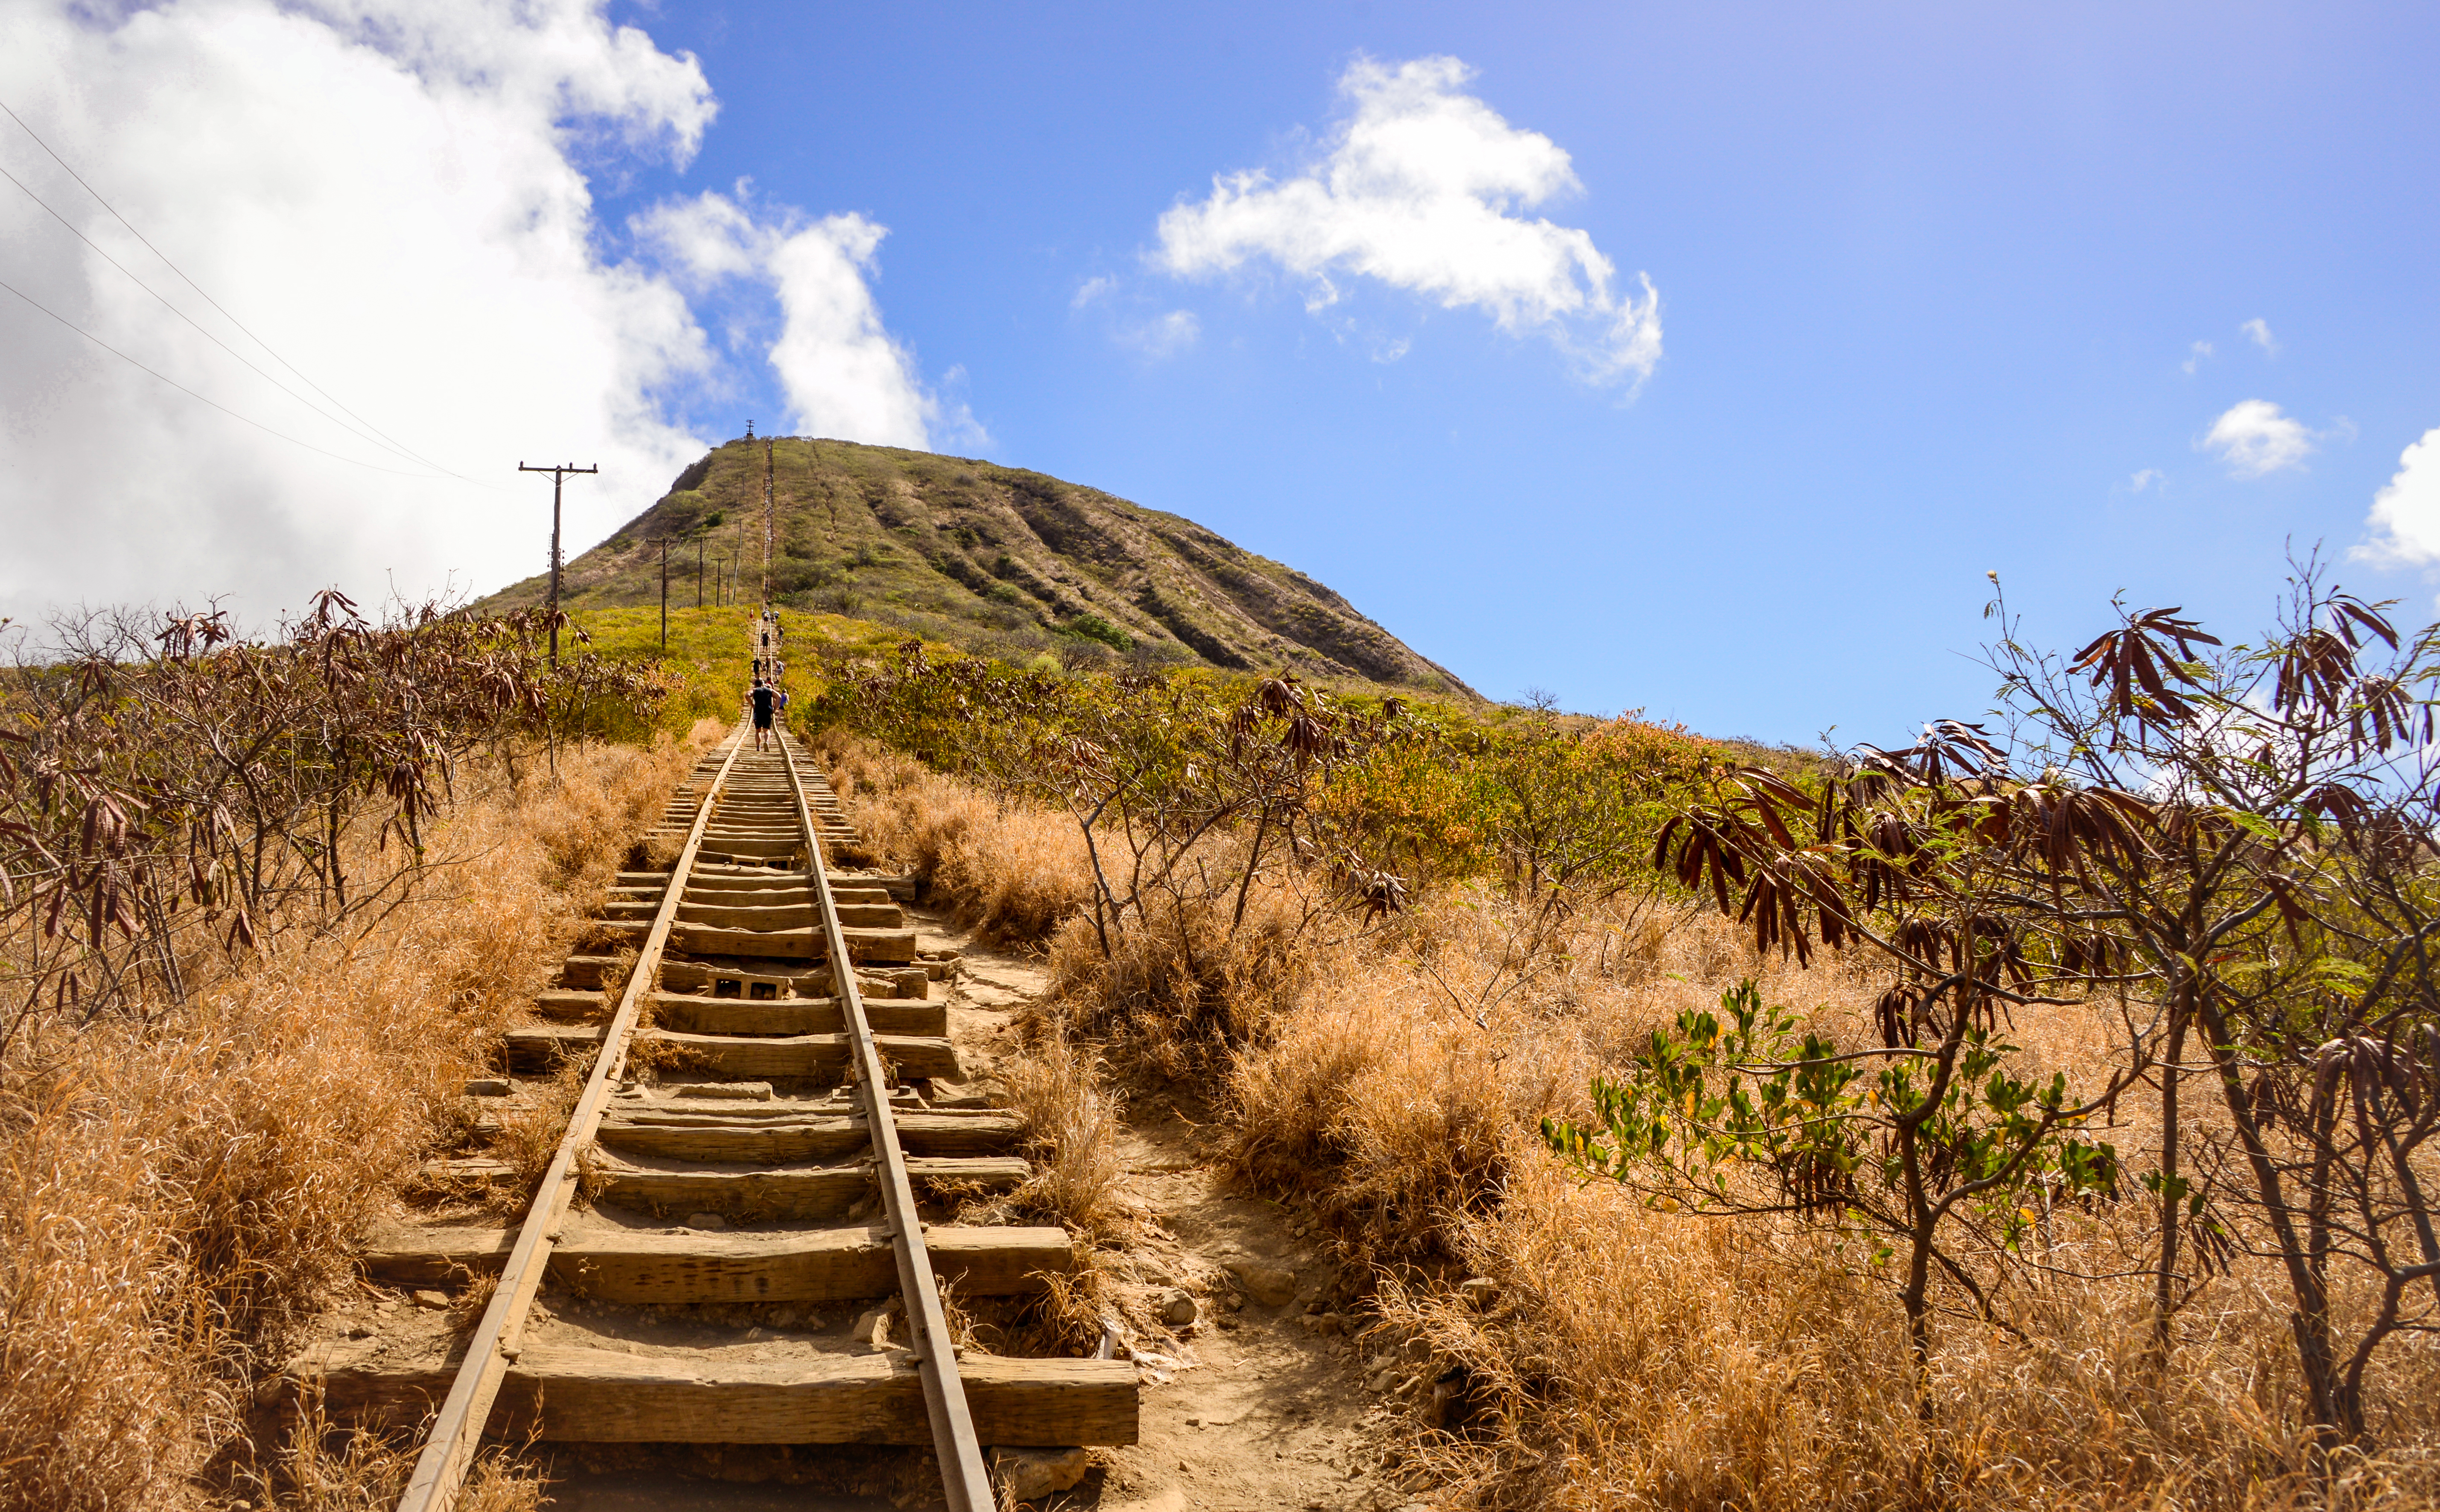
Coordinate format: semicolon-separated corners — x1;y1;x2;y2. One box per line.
0;594;673;1051
1608;561;2439;1448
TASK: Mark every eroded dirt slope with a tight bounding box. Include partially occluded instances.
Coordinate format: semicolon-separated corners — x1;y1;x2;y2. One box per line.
936;909;1434;1512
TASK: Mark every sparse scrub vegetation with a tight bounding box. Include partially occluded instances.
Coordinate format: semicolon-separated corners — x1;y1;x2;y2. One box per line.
813;576;2440;1509
0;598;705;1510
488;438;1473;693
994;1029;1131;1247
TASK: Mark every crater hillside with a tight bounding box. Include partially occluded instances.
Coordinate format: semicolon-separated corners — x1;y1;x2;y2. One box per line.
479;437;1475;694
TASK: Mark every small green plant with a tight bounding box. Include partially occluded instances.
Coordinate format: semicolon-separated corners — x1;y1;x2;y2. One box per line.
1063;614;1130;652
1544;979;2123;1410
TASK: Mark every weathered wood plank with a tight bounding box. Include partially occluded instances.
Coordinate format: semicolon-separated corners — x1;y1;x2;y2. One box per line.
648;993;947;1038
552;1224;1073;1302
697;836;804;860
362;1224;1069;1300
567;1016;975;1072
634;1030;958;1082
533;990;607;1022
595;1115;866;1163
296;1341;1137;1445
560;955;622;989
504;1024;601;1071
676;901;905;930
655;961;833;997
594;1104;1010;1162
361;1225;520;1284
676;871;913;903
669;924;916;964
590;1157;1028;1218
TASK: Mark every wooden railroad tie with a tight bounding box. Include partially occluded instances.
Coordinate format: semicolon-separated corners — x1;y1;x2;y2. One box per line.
297;709;1130;1512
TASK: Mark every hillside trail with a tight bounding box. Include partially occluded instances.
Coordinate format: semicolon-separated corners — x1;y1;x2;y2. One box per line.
924;904;1428;1512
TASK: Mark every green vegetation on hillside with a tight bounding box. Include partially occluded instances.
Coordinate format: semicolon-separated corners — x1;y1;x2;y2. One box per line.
482;437;1474;696
563;601;934;731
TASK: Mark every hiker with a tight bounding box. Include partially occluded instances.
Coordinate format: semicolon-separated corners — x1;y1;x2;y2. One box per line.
750;679;776;750
777;687;791;720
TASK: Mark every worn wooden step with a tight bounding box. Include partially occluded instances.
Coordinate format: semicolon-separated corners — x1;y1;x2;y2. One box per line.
680;881;890;903
590;1156;1030;1218
696;836;804;860
506;1025;960;1078
675;901;906;930
639;1030;957;1082
293;1340;1137;1445
677;871;914;903
534;989;608;1022
361;1224;520;1283
557;1224;1070;1302
648;992;947;1038
416;1157;520;1191
657;961;832;997
841;874;918;903
360;1223;1070;1300
504;1023;606;1071
595;1105;1016;1163
669;923;917;964
561;955;624;989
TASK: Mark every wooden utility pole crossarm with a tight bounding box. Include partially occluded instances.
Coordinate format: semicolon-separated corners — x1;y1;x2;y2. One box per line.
517;461;599;666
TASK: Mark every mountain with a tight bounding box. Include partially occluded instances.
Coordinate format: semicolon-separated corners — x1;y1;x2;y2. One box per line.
479;437;1475;695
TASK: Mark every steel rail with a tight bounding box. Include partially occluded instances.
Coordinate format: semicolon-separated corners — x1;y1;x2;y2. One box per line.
776;728;994;1509
396;719;750;1512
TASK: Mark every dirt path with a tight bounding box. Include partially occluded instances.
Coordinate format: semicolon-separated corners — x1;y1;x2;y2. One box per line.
925;908;1428;1512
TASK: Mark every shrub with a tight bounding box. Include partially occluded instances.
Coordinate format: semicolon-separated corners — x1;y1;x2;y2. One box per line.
1062;613;1131;652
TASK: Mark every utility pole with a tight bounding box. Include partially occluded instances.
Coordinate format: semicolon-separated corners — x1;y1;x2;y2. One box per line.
517;460;598;666
658;537;669;650
696;533;705;608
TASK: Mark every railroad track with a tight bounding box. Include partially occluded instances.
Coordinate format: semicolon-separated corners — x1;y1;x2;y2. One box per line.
291;714;1136;1509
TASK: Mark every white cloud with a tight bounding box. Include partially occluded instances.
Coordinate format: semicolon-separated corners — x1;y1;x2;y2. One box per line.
0;0;722;625
2130;468;2164;493
2355;428;2440;568
2242;318;2279;355
1071;274;1116;309
1113;309;1200;359
1154;55;1661;387
636;189;968;451
0;0;972;627
2200;399;2314;478
2183;339;2212;375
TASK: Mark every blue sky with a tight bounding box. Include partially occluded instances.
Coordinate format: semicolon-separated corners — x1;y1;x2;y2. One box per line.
5;2;2437;746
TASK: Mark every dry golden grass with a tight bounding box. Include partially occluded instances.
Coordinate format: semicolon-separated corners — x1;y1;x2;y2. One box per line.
1026;835;1323;1083
816;734;1091;942
279;1394;544;1512
826;755;2440;1512
995;1030;1129;1247
0;720;717;1512
1223;889;2440;1511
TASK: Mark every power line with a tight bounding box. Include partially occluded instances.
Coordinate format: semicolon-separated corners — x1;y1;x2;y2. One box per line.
0;274;451;478
0;160;451;477
0;93;485;484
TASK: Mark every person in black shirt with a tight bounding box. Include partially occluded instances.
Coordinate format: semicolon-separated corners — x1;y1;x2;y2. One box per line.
750;680;776;749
